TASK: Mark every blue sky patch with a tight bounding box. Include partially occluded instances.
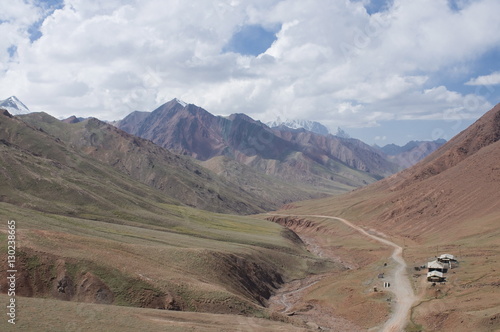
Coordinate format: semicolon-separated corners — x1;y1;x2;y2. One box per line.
447;0;473;12
7;45;17;58
28;0;64;42
357;0;393;15
28;21;44;42
223;24;279;56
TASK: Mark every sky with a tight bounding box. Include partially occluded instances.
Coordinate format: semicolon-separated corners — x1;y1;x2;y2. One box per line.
1;0;500;145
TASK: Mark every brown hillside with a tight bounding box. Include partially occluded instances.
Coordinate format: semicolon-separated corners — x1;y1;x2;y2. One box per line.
378;103;500;236
288;103;500;239
400;103;500;185
378;138;500;237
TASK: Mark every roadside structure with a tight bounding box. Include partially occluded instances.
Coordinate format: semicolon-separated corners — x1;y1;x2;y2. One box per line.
427;270;446;282
426;253;458;282
437;254;456;263
427;260;448;273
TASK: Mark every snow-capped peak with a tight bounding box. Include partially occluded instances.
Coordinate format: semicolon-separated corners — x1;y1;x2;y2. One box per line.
266;118;330;136
0;96;30;115
174;98;188;107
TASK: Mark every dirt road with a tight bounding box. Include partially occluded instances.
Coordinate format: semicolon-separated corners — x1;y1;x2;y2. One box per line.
270;214;418;332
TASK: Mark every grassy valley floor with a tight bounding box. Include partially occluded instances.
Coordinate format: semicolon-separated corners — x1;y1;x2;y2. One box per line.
0;200;340;331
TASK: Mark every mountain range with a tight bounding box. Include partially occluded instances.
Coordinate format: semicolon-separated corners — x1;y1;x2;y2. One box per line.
116;99;405;195
266;118;352;139
288;102;500;240
0;96;449;205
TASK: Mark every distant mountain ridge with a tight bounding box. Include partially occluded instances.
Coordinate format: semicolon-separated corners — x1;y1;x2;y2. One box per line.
62;115;87;124
379;139;446;155
376;139;447;168
266;118;352;140
18;110;330;212
12;111;268;214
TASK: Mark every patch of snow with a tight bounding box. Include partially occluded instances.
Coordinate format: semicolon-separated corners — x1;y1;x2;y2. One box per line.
267;118;330;136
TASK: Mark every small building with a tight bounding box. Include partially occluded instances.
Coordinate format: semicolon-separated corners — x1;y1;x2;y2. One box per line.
428;260;448;273
437;254;456;263
427;270;446;282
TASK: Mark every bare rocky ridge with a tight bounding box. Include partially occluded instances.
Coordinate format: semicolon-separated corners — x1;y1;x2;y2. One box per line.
61;115;86;124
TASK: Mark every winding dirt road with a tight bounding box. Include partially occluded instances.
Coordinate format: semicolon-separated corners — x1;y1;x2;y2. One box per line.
270;214;418;332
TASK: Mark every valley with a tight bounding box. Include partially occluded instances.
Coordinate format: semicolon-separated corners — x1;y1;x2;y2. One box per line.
2;1;500;331
0;101;499;331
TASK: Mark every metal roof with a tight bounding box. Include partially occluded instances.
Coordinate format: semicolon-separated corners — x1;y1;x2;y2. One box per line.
439;254;455;260
428;260;445;269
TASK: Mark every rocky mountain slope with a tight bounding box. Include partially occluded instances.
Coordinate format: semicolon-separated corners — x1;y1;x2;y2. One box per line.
116;99;400;193
61;115;86;123
272;127;399;177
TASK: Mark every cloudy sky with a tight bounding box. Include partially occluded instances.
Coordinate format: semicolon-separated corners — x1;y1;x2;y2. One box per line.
1;0;500;144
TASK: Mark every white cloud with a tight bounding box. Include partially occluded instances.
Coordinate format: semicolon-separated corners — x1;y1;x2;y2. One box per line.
465;71;500;86
0;0;42;68
0;0;498;131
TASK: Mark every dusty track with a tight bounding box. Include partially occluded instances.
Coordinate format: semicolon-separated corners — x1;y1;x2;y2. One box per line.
269;214;418;332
